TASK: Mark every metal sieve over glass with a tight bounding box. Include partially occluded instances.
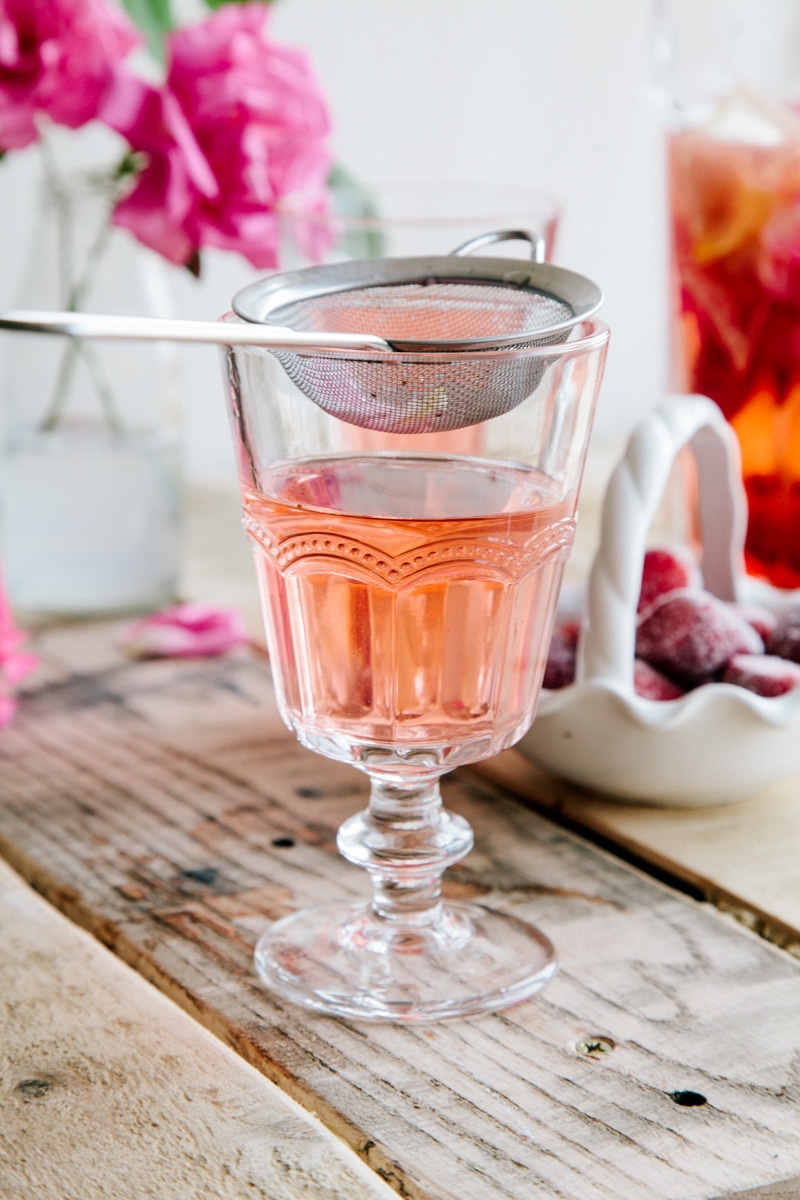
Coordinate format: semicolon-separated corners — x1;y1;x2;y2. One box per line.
231;248;603;432
0;230;603;433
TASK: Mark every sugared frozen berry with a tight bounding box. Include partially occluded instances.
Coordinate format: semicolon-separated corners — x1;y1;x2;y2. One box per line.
766;602;800;663
635;588;764;685
557;618;580;646
633;659;686;700
638;545;700;614
722;653;800;697
543;622;578;689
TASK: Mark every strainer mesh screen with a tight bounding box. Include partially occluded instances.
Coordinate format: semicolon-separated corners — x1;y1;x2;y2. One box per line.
270;281;573;344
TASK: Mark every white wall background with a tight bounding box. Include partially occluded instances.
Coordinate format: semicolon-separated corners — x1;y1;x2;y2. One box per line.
0;0;669;483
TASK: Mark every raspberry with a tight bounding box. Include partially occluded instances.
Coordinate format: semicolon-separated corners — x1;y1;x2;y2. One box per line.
543;622;578;689
638;545;700;614
722;653;800;697
766;602;800;663
635;589;764;686
633;658;686;700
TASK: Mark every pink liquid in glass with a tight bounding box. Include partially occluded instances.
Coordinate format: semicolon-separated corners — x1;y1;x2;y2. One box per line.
243;455;574;771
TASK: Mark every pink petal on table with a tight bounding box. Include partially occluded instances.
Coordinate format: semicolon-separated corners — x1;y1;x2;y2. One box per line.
122;603;249;659
0;569;39;721
2;650;40;686
0;692;18;729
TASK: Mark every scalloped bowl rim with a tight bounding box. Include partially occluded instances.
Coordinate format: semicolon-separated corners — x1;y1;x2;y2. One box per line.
537;670;800;731
521;575;800;807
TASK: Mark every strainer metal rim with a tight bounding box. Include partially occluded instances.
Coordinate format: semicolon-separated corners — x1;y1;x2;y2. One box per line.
231;255;603;354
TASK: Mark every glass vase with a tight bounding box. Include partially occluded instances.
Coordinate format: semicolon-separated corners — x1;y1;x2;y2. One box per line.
0;165;184;617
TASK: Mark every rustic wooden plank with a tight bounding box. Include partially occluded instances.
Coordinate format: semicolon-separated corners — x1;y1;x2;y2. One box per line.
3;624;800;1200
721;1184;800;1200
0;857;396;1200
478;750;800;957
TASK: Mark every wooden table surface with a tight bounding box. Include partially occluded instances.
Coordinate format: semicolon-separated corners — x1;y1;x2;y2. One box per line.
479;749;800;959
3;611;800;1200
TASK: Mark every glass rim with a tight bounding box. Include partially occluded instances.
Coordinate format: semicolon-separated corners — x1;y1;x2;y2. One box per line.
218;313;609;361
275;179;563;230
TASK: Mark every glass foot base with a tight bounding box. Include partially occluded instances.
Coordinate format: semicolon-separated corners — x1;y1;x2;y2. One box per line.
253;900;557;1022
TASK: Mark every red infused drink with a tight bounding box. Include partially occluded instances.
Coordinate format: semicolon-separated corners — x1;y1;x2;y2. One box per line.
669;92;800;587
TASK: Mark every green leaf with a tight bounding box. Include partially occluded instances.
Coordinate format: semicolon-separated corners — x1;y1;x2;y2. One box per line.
120;0;175;62
113;151;147;181
327;163;387;259
201;0;275;8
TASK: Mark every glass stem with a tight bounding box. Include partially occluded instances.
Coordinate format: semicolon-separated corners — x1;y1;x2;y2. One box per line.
336;777;474;927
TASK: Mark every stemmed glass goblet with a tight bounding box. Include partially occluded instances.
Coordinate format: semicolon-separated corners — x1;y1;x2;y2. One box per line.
222;278;609;1022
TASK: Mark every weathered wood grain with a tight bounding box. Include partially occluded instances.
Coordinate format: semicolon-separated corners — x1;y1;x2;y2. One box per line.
721;1184;800;1199
478;749;800;957
0;858;397;1200
3;623;800;1199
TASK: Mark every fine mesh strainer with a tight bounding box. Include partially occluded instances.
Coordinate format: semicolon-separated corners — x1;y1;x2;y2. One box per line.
231;244;601;432
0;231;602;434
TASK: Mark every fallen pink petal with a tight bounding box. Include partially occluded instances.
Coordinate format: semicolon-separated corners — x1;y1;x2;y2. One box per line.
2;650;40;686
0;692;17;730
122;603;250;659
0;567;39;726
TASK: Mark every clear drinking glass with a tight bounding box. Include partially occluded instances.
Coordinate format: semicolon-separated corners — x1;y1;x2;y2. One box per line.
222;314;609;1022
277;179;562;265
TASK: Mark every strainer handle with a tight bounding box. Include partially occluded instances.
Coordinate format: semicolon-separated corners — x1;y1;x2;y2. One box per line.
0;309;393;353
577;394;747;687
450;228;546;264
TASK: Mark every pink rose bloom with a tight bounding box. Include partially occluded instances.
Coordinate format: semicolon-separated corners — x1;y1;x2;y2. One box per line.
0;567;38;728
0;0;140;151
121;602;250;659
103;2;332;269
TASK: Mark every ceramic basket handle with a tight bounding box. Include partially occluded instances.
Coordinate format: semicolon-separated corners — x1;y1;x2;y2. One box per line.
577;394;748;687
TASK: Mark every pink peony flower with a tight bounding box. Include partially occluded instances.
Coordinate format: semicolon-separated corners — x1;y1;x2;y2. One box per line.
101;71;219;268
121;602;250;660
102;2;332;269
0;567;38;728
0;0;141;151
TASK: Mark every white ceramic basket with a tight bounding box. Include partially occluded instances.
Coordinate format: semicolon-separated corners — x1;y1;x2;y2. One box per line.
520;393;800;807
